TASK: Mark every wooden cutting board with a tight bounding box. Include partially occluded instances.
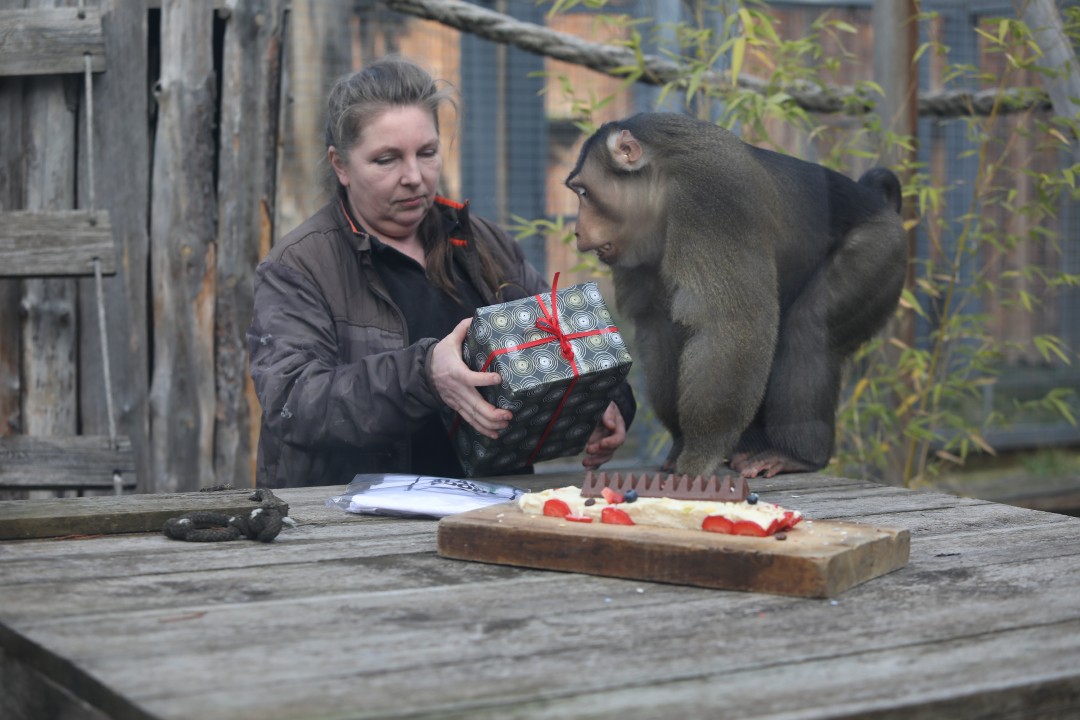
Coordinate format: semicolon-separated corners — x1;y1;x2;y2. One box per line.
437;503;910;598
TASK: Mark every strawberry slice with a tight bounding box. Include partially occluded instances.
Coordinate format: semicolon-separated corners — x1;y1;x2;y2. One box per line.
781;511;803;530
565;514;593;523
600;506;634;525
702;515;734;534
731;520;768;537
601;487;624;504
543;498;572;518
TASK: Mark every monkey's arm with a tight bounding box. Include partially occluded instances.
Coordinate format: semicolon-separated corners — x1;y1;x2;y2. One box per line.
664;220;780;477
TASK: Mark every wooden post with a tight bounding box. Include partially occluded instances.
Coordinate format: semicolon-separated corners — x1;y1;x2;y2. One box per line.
872;0;920;486
215;0;288;488
275;0;353;236
21;0;78;445
80;0;152;492
149;1;217;493
872;0;919;164
0;66;21;448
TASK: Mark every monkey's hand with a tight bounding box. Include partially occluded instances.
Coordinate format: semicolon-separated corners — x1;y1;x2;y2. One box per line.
582;402;627;469
431;318;512;440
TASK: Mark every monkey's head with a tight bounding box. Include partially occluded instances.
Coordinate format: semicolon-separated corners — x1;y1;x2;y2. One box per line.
566;120;668;269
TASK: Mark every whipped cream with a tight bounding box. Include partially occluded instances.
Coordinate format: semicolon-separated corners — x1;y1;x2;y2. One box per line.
518;485;802;535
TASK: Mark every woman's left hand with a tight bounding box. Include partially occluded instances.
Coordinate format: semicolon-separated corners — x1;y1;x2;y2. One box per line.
582;401;627;469
431;318;512;439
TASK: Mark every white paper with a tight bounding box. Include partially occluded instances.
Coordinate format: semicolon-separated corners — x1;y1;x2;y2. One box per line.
327;474;525;519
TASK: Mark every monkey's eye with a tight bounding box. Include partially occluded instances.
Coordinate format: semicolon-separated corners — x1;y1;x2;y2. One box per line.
573;185;588;198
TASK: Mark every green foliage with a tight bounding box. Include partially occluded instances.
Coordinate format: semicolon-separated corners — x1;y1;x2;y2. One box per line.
521;0;1079;486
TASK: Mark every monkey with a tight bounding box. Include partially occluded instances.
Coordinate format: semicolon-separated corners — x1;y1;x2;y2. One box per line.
566;112;907;479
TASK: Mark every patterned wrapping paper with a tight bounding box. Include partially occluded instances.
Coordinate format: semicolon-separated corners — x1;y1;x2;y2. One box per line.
448;276;633;477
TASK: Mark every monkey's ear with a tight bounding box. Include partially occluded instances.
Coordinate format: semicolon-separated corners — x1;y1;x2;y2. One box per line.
607;129;648;171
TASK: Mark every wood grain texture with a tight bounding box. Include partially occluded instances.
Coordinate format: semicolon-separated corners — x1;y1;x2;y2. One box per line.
0;435;134;493
213;0;287;489
0;8;105;77
149;0;217;492
438;503;909;597
0;488;289;540
0;211;115;277
89;0;152;492
1;475;1079;720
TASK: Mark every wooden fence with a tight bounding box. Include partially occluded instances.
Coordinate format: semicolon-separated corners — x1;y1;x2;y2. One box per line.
0;0;287;495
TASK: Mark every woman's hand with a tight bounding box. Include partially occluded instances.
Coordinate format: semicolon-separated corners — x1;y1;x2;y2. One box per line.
582;401;627;469
431;318;511;439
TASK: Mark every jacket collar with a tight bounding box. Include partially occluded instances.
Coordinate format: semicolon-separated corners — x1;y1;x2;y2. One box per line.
335;190;473;254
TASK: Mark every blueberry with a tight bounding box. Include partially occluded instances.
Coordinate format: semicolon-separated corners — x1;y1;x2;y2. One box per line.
584;498;596;506
747;492;759;505
623;489;638;503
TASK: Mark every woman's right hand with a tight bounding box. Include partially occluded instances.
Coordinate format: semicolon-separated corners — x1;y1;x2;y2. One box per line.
431;318;512;439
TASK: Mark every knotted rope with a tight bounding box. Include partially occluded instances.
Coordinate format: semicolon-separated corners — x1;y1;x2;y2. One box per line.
162;489;293;543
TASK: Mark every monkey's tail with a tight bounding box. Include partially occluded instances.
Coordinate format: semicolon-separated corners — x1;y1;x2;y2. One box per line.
858;167;903;214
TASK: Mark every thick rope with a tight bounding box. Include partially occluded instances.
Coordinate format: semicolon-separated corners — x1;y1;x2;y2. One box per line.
162;489;294;543
384;0;1052;118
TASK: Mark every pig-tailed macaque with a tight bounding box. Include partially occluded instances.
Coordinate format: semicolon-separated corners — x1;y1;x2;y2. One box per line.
567;112;907;479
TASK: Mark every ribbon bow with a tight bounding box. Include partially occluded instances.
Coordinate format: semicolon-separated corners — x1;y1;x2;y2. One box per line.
534;272;575;362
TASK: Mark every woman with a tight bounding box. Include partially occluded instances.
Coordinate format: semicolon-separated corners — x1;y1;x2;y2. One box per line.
248;56;635;488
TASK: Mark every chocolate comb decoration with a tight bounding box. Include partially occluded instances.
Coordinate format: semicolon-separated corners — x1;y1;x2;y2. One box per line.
580;471;751;503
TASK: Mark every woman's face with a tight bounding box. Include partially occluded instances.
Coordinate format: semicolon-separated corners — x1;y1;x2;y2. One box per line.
331;105;441;243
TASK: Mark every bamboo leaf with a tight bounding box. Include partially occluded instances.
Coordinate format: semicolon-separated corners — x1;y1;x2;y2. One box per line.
900;288;928;318
730;36;747;86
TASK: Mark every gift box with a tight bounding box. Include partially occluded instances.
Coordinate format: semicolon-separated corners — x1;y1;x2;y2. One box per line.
448;274;633;477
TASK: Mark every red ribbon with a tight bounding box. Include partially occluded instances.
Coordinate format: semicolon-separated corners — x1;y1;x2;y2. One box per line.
455;273;618;466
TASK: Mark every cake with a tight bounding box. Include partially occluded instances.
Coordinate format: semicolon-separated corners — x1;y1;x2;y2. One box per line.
518;473;803;537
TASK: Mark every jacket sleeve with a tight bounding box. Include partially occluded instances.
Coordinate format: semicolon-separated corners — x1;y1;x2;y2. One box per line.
248;260;442;450
474;216;638;430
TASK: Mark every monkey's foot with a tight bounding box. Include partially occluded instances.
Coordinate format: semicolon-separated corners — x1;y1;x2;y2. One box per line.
731;451;817;479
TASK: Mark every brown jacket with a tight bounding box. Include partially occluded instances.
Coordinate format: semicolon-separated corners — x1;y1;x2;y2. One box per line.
248;197;635;488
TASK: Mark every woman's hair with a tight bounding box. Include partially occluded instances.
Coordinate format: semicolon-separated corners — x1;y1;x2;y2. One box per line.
324;55;501;300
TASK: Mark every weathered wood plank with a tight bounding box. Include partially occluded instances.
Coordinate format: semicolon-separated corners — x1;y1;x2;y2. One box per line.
87;0;152;492
0;73;23;461
0;8;105;77
0;435;134;493
0;489;1070;591
0;211;115;277
1;474;1079;719
213;0;288;489
21;36;79;456
4;552;1080;720
149;1;217;492
0;513;1076;619
0;488;288;540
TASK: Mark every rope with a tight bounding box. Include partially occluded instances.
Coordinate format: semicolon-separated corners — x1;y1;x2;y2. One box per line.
94;259;117;447
83;53;96;215
384;0;1053;118
83;42;121;492
162;489;294;543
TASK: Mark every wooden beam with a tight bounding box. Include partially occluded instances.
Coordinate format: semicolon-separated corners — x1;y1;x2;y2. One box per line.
0;8;105;77
0;435;134;492
0;211;115;277
0;487;289;540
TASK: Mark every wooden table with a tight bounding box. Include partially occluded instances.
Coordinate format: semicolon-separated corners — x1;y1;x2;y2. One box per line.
2;471;1079;720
